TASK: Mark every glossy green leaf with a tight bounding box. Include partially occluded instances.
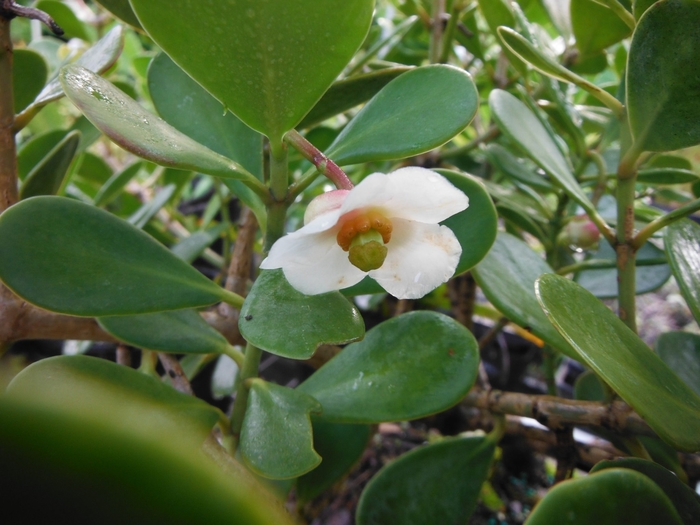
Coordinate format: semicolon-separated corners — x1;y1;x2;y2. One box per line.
17;129;69;180
325;65;478;165
0;196;229;316
60;66;260;185
489;89;592;210
98;309;230;355
130;0;374;143
299;311;479;423
20;130;80;199
525;469;683;525
94;161;143;206
627;0;700;152
147;53;266;228
666;220;700;324
536;273;700;451
0;399;296;525
239;270;364;360
95;0;142;28
575;241;670;298
296;420;371;504
241;380;322;479
656;331;700;397
357;436;496;525
298;67;411;129
591;459;700;525
571;0;631;57
36;1;92;40
171;223;229;264
6;355;220;447
13;49;47;113
638;168;700;184
473;233;580;360
127;183;176;228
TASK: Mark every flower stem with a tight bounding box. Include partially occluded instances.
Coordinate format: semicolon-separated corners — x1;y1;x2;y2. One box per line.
229;342;262;449
284;130;353;190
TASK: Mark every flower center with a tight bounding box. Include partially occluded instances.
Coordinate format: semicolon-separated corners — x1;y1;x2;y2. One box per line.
336;211;393;272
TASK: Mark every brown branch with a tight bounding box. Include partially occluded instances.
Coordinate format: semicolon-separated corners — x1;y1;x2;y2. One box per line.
1;1;63;35
158;353;193;395
0;17;17;213
463;388;656;438
448;272;476;331
116;344;131;366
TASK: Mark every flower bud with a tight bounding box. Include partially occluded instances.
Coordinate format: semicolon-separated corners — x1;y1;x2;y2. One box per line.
348;230;388;271
557;215;600;249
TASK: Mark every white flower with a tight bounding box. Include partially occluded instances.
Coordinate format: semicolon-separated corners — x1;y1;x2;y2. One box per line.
260;167;469;299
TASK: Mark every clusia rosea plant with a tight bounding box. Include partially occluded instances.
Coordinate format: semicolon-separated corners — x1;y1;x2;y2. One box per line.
1;0;700;524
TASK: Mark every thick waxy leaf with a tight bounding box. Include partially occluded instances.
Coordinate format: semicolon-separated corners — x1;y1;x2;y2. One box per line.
325;65;478;165
241;380;322;479
298;67;411;129
36;0;92;40
627;0;700;152
656;331;700;397
638;168;700;184
575;241;670;298
357;437;496;525
0;197;229;316
17;129;70;180
666;220;700;324
239;270;364;360
299;311;479;423
13;49;47;113
0;399;295;525
591;459;700;525
526;469;683;525
60;66;259;184
489;89;593;210
571;0;631;57
93;161;143;206
536;274;700;451
297;420;371;503
6;355;220;447
148;53;266;227
20;130;80;199
130;0;374;143
473;233;580;360
98;309;230;355
94;0;141;28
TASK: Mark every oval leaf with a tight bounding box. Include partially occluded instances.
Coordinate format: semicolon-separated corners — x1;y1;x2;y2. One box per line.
325;65;478;165
656;331;700;397
357;436;496;525
13;49;47;113
0;196;228;316
571;0;631;57
20;130;80;199
98;309;231;355
473;233;580;360
536;273;700;451
93;161;143;206
17;129;71;180
627;0;700;152
666;220;700;324
130;0;374;142
298;311;479;423
94;0;142;28
60;65;259;184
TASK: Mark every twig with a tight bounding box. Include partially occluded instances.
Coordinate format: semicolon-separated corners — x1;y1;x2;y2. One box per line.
0;0;64;35
158;353;193;395
116;344;131;366
448;272;476;332
0;16;17;213
284;130;353;191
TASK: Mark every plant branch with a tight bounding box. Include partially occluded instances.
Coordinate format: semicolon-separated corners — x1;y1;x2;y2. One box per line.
284;130;353;191
158;353;193;395
0;0;63;35
429;0;445;64
440;125;500;160
230;342;262;449
632;197;700;249
0;17;17;213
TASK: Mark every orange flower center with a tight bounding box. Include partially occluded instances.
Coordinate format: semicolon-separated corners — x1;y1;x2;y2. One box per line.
336;210;393;251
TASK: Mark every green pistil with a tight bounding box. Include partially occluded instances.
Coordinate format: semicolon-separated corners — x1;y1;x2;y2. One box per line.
348;230;388;272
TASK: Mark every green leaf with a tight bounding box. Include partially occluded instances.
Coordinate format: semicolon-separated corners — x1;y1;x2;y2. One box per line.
239;269;364;360
98;309;230;355
575;241;670;298
633;0;658;18
13;49;47;113
171;223;229;264
241;380;322;479
325;65;478;165
535;274;700;451
473;233;580;360
296;419;371;503
6;355;220;447
17;129;69;180
35;1;92;41
485;144;554;192
0;196;229;316
60;66;260;185
638;168;700;184
571;0;631;57
590;459;700;525
129;0;374;143
0;398;296;525
656;331;700;397
489;89;593;210
525;469;683;525
147;53;266;228
356;436;496;525
94;0;142;28
20;130;80;199
627;0;700;152
666;220;700;324
298;67;411;129
94;161;143;206
127;183;176;228
298;311;479;423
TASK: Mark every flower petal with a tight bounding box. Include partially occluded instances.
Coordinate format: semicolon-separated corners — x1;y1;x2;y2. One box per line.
369;219;462;299
304;189;349;225
260;229;366;295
